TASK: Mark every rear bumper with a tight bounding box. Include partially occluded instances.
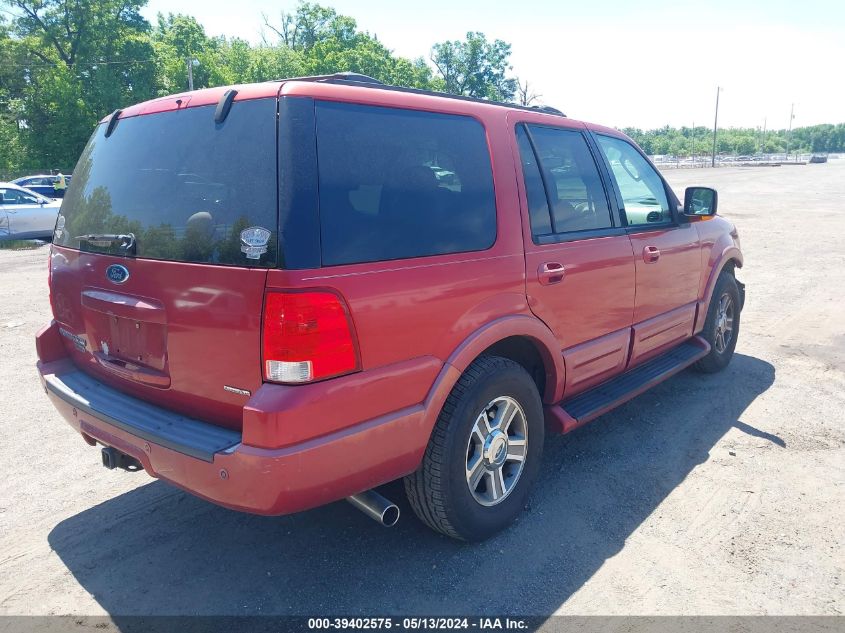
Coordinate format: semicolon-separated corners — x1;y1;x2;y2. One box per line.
38;354;430;516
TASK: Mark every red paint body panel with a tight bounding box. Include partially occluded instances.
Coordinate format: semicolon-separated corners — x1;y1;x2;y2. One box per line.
38;79;745;518
693;216;744;332
627;225;702;324
50;246;267;429
39;358;429;515
629;303;697;366
563;328;631;395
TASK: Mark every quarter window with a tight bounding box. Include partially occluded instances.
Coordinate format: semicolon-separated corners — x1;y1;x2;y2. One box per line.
315;102;497;266
515;126;551;238
518;125;613;236
596;135;671;226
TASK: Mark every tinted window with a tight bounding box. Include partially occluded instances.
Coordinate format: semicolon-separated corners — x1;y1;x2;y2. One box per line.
55;99;278;267
515;125;552;239
315;102;497;266
527;126;612;233
596;135;670;226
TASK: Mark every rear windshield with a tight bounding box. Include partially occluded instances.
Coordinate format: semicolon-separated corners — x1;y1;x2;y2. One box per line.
55;99;278;267
315;102;497;266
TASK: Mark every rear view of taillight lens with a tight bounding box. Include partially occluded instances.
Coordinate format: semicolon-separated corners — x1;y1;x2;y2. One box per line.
262;291;359;384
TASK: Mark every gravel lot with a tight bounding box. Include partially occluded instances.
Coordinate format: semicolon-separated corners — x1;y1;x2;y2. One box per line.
0;162;843;617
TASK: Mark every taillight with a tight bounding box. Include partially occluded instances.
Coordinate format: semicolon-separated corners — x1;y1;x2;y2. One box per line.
262;291;359;384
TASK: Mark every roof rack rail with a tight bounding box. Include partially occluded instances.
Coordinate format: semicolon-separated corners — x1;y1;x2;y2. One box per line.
271;71;384;85
531;105;565;116
276;70;566;118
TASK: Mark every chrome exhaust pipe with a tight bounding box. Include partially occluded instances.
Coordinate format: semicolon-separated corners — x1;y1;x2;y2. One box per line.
346;490;400;527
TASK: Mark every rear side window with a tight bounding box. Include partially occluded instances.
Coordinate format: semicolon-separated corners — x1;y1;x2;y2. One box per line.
515;126;551;238
523;125;612;234
55;99;278;267
315;102;497;266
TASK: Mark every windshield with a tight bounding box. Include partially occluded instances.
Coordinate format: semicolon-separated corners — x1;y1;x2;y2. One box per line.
55;98;278;267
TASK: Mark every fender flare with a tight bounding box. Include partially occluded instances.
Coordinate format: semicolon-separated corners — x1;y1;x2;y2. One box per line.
695;246;743;332
420;315;565;438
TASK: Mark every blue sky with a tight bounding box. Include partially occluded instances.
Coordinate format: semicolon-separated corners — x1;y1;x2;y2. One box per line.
141;0;845;129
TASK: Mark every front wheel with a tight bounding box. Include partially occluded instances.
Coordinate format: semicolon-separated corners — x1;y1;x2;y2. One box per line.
694;271;741;373
404;355;544;541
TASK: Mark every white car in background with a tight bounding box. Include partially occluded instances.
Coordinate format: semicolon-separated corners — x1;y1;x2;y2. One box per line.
0;182;62;240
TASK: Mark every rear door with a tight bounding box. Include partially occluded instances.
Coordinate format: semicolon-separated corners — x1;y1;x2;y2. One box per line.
49;97;278;430
512;119;636;397
593;133;701;366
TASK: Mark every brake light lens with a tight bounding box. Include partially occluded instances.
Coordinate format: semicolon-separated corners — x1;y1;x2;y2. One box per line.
262;291;359;384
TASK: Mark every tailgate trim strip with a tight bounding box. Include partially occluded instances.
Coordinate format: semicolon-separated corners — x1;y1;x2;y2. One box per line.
45;369;241;462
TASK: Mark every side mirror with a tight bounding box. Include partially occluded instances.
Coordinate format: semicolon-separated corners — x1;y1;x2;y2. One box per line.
683;187;718;218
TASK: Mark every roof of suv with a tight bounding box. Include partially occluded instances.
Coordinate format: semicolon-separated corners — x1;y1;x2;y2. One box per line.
105;72;625;139
110;72;575;121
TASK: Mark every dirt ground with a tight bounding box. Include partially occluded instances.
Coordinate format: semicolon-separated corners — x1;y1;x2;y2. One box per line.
0;162;843;617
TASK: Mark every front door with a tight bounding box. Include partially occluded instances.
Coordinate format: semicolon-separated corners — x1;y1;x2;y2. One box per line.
0;187;51;238
593;134;701;366
512;119;635;398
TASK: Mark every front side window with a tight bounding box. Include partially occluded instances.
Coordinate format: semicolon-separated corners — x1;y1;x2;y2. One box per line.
521;125;613;235
315;102;497;266
0;188;39;205
596;135;670;226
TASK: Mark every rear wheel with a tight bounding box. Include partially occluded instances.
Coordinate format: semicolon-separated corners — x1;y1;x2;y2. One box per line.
694;271;741;373
404;355;544;541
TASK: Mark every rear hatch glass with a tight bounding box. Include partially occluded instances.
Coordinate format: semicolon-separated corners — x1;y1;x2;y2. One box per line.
50;98;278;430
55;98;278;265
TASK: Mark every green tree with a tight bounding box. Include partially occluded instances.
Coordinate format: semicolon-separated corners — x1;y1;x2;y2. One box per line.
1;0;157;169
262;2;434;89
430;32;516;101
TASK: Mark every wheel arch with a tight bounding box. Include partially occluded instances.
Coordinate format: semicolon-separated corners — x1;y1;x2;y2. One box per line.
420;316;564;444
695;246;743;333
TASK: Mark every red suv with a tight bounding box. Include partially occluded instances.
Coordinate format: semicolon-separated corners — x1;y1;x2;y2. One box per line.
36;73;744;541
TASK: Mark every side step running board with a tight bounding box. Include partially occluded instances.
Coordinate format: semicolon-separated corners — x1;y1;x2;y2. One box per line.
554;337;710;433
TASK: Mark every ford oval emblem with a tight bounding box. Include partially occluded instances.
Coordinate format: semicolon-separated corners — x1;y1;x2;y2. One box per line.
106;264;130;284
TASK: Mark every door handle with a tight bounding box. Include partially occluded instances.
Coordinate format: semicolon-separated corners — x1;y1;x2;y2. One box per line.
538;262;565;285
642;246;661;263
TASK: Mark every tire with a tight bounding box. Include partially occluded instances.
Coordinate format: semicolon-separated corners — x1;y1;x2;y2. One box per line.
404;355;544;541
694;270;741;373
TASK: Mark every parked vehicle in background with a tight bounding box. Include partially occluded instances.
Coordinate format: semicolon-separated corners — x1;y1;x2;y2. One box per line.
35;73;745;541
0;182;62;239
12;174;72;199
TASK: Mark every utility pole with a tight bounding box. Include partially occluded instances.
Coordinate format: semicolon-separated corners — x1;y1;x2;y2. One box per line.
785;103;795;161
187;58;199;91
762;117;767;154
711;86;721;167
692;121;696;164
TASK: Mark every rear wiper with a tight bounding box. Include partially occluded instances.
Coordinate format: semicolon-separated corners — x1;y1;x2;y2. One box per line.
74;233;136;254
